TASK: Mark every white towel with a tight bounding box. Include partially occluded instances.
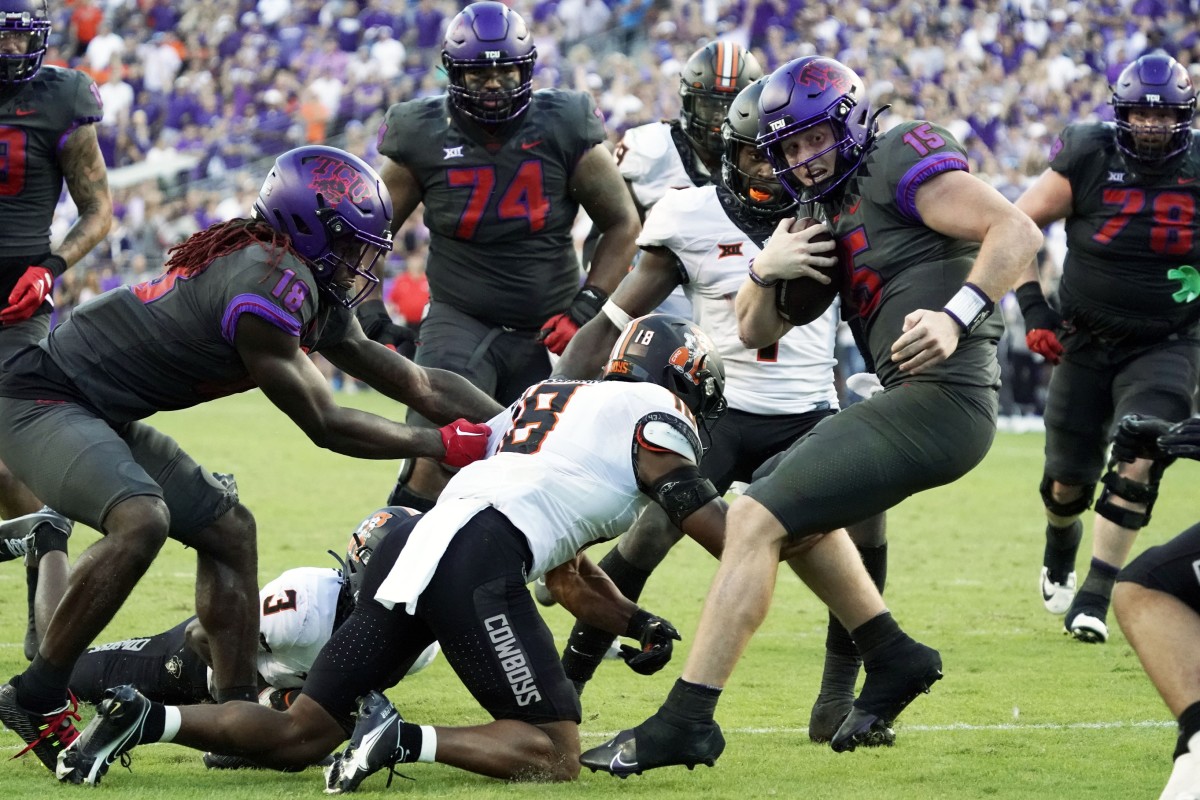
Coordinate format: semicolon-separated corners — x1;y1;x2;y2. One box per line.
374;498;491;614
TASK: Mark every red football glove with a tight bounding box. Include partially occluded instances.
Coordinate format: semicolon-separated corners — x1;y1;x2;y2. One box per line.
1025;328;1064;364
1;265;54;324
539;285;608;355
438;419;491;468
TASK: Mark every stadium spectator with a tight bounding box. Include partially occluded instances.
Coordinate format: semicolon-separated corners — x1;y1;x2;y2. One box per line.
0;145;499;777
0;0;111;670
1016;53;1200;645
580;54;1042;773
377;2;639;513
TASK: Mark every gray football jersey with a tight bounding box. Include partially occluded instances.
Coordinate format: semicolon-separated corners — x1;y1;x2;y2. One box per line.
42;244;353;423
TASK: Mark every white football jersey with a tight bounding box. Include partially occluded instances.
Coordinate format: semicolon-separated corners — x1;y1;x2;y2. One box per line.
375;380;700;612
615;120;709;209
256;567;342;689
638;185;839;415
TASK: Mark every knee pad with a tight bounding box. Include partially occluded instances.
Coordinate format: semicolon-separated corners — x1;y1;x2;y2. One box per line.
1094;468;1159;530
1039;474;1095;519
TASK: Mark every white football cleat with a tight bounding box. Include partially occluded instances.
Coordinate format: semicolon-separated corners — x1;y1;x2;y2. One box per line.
1040;567;1076;614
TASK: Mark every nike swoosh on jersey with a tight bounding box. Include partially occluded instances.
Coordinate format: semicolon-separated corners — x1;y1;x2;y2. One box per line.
521;140;543;150
15;109;35;116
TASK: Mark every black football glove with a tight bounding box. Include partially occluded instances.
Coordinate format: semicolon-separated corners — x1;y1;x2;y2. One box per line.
1160;417;1200;461
619;608;681;676
540;285;608;355
1112;414;1177;463
357;299;417;359
1015;281;1064;364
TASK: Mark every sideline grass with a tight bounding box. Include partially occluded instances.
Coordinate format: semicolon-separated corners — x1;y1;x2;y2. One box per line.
2;389;1195;798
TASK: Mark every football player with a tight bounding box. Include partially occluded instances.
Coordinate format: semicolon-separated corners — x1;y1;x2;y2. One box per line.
57;313;726;787
552;78;889;745
377;1;640;514
1014;52;1200;644
581;55;1041;772
1109;415;1200;800
0;0;111;665
0;145;501;776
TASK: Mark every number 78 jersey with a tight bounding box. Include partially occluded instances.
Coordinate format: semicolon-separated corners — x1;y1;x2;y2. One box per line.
449;379;703;580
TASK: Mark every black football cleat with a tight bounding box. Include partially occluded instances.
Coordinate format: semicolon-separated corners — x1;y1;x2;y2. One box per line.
579;713;724;778
56;685;150;785
831;641;942;753
0;681;81;773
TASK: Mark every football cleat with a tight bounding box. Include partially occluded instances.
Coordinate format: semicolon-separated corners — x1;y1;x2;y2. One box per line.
324;691;406;794
831;641;942;753
0;681;80;773
0;507;72;563
579;713;724;777
1040;567;1077;615
56;684;150;785
808;694;892;746
1064;608;1109;644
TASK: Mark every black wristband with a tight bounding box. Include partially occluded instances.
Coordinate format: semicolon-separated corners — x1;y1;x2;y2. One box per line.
1014;280;1060;331
747;260;779;288
566;284;608;326
39;254;68;278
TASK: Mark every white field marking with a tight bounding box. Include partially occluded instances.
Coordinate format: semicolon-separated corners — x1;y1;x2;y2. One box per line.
578;719;1175;739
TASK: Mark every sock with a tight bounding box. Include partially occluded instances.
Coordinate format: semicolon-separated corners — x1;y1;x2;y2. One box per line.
860;543;888;593
15;655;74;713
33;521;70;556
848;611;908;668
1078;558;1120;603
388;485;436;513
395;721;433;763
817;612;861;699
657;678;721;727
215;685;258;704
1175;702;1200;760
139;702;169;743
597;547;654;601
1043;521;1082;581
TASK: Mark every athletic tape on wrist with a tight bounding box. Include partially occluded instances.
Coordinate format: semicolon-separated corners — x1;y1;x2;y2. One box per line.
942;282;994;335
601;299;633;330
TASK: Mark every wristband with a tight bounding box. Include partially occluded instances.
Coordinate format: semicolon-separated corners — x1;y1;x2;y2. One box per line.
601;298;633;330
747;260;779;288
942;282;994;335
39;254;68;279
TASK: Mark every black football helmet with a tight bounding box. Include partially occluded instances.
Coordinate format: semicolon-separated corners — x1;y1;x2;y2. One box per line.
442;1;537;125
1111;53;1195;164
721;77;796;220
343;506;420;602
0;0;50;84
680;41;763;166
757;56;877;203
603;314;726;422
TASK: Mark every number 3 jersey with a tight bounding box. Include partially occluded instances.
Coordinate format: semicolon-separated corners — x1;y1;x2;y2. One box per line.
1048;122;1200;334
375;379;701;612
639;184;838;415
7;246;353;424
378;90;606;329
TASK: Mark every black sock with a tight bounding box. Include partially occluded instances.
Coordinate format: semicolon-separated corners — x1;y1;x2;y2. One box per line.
1176;701;1200;760
141;702;167;743
395;721;424;763
33;522;69;556
1043;521;1082;581
848;611;908;668
817;612;861;698
387;485;436;513
16;655;74;713
657;678;721;727
1079;558;1120;602
860;543;888;593
215;685;258;704
597;547;654;601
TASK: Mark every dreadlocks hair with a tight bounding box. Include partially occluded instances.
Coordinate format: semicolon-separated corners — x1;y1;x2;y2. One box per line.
163;219;302;278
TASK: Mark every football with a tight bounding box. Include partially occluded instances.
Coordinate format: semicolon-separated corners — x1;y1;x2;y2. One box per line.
774;217;842;327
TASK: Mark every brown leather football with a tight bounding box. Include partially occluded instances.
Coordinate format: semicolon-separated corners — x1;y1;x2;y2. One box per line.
774;217;841;326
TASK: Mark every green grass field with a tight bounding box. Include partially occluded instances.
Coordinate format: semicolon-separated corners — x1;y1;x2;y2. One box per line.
2;389;1196;798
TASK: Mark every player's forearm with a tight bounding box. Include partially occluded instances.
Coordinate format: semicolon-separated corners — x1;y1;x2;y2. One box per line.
969;215;1043;301
735;278;791;350
549;557;639;637
584;217;640;294
552;315;620;380
406;367;504;425
303;409;446;459
55;195;113;267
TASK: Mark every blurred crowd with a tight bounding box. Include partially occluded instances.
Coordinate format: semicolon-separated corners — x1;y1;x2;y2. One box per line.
44;0;1200;416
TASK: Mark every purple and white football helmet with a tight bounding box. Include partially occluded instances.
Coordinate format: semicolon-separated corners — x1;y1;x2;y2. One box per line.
756;56;876;203
0;0;50;84
1111;53;1195;164
442;1;537;125
254;146;393;309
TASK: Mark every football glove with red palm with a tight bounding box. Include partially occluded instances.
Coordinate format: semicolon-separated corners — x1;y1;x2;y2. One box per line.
1015;281;1063;364
619;608;681;676
438;419;491;468
539;285;607;355
1;255;65;324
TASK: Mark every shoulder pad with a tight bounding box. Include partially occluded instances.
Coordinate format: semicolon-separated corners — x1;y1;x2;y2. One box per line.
635;411;700;463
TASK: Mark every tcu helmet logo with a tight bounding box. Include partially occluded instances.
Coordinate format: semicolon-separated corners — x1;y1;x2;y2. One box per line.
307;154;372;205
796;61;855;94
484;50;501;59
